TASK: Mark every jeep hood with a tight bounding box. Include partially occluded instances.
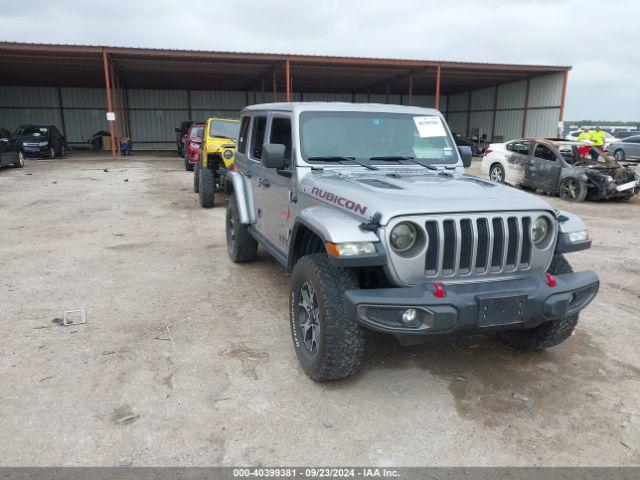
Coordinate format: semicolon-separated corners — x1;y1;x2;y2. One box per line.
299;170;555;224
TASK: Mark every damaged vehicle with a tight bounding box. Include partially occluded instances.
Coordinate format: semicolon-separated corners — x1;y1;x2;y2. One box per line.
225;103;599;381
481;137;639;202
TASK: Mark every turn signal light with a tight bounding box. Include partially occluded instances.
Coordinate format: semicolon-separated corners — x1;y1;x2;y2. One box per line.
545;274;556;287
434;283;445;298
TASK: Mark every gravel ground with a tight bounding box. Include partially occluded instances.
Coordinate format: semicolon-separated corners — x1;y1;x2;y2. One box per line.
0;153;638;466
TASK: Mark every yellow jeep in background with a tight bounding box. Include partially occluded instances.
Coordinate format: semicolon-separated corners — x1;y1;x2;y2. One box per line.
194;117;240;208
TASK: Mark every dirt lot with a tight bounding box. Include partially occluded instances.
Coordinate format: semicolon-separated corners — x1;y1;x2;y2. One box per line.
1;153;639;467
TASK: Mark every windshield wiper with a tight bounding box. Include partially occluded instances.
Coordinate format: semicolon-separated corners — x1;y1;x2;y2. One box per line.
369;155;439;171
212;135;234;140
307;156;378;170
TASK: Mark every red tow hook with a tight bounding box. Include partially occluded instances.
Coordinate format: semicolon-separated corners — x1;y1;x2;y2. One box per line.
545;274;556;287
433;282;445;298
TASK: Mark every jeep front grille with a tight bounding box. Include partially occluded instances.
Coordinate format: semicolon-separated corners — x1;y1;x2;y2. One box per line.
424;215;532;276
384;212;556;285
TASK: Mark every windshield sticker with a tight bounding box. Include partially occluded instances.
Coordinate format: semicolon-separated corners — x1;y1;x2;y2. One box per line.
413;116;446;138
443;147;453;157
310;187;368;216
371;118;381;126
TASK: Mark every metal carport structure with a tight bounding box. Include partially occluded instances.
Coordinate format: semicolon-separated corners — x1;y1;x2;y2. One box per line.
0;42;570;158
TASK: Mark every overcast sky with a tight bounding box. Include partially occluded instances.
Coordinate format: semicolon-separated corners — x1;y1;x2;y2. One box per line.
1;0;637;121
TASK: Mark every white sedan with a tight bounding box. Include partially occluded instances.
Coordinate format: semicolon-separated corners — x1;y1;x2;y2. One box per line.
480;139;529;186
565;130;616;147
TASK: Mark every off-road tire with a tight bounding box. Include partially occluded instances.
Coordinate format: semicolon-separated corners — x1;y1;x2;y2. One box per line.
613;149;625;161
497;255;578;351
14;150;24;168
290;254;365;381
489;163;505;183
226;194;258;263
559;177;587;202
193;162;200;193
184;153;194;171
198;167;215;208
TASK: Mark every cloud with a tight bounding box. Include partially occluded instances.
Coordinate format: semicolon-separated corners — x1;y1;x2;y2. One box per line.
0;0;637;120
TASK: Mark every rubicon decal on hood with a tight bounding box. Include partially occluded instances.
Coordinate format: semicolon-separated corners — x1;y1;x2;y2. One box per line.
310;187;367;215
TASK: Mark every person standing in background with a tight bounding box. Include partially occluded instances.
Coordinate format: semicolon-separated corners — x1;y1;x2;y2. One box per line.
590;126;606;161
577;127;592;158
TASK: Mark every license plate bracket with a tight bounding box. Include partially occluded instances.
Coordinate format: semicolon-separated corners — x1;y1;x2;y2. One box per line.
477;293;527;327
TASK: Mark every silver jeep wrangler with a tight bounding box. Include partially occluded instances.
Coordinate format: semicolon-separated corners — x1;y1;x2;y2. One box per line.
225;102;599;381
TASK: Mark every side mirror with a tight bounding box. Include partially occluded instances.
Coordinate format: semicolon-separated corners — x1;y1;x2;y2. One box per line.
262;143;286;169
458;146;473;168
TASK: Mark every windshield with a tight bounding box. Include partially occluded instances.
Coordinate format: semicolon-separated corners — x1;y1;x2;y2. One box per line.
16;126;48;136
189;126;204;139
300;111;458;165
209;120;239;140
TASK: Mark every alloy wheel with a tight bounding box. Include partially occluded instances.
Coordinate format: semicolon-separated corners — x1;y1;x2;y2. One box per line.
18;151;24;166
297;282;320;353
561;179;579;199
490;165;504;183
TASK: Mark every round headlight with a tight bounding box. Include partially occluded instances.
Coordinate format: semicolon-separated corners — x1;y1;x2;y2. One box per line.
223;149;234;160
532;216;551;244
390;222;417;252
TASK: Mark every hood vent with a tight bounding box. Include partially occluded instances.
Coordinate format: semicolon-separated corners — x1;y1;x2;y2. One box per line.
357;178;402;189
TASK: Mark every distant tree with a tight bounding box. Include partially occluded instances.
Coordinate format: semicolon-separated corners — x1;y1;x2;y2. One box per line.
566;120;638;126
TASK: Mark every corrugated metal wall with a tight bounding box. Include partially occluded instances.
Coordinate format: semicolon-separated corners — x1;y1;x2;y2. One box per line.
444;73;564;143
0;86;62;132
0;72;564;150
61;87;108;143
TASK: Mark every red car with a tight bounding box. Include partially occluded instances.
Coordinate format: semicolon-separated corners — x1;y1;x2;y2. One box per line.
183;123;205;171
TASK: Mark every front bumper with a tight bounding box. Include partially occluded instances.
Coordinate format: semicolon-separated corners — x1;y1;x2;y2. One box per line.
186;148;201;164
22;145;49;157
344;271;599;340
590;179;640;199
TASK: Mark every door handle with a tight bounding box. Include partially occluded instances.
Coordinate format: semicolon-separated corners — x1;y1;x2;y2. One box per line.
258;178;270;188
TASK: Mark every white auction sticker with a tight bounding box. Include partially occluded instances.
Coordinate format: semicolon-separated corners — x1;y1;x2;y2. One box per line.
413;116;446;138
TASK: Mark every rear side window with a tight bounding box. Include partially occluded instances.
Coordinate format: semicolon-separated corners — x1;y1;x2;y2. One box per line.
237;117;250;154
506;140;531;155
270;117;292;167
250;116;267;160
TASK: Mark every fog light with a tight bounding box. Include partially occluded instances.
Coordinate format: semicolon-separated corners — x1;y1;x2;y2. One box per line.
401;308;419;326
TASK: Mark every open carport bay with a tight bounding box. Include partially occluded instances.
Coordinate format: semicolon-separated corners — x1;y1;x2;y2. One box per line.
0;154;639;466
